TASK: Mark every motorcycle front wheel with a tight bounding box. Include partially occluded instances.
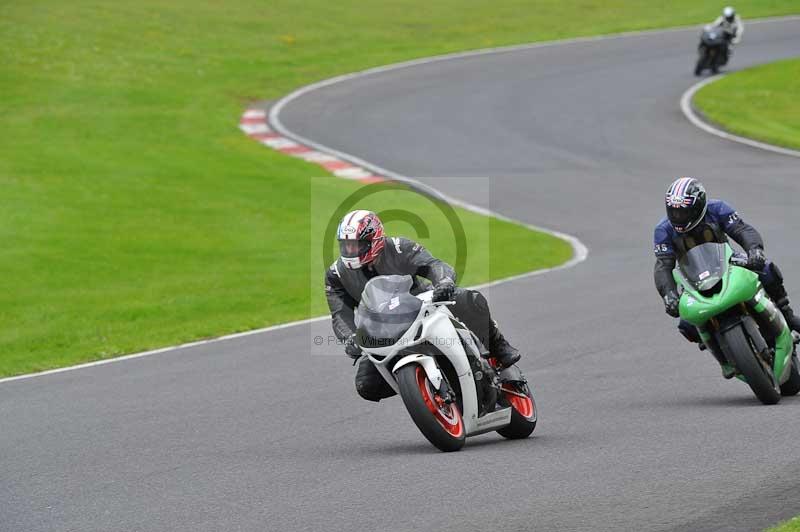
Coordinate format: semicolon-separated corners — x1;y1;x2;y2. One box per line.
723;325;781;405
396;364;465;452
694;47;707;76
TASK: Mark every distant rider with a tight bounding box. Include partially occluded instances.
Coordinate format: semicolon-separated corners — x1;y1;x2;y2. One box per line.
325;210;521;401
654;177;800;377
712;6;744;62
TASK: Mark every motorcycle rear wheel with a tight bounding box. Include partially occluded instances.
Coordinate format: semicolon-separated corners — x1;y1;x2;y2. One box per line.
496;381;537;439
723;325;781;405
396;364;465;452
780;354;800;396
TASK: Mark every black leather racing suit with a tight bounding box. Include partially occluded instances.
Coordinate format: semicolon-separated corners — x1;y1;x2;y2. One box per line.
325;237;496;402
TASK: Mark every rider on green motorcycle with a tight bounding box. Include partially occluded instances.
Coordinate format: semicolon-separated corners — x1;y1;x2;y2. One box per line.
654;177;800;377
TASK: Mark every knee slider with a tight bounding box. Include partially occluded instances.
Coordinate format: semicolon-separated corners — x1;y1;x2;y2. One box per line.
678;320;700;343
769;262;784;282
355;381;383;402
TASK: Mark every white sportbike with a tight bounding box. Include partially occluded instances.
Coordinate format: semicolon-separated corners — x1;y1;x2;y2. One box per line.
354;275;537;452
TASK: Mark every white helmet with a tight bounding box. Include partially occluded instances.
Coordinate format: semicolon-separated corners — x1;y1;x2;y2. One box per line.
723;6;736;23
336;210;385;270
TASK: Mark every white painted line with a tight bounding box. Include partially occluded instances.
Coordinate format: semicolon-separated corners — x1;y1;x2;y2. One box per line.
334;167;373;179
239;122;271;135
0;316;330;385
680;74;800;158
242;109;267;119
261;137;299;149
267;42;592;279
298;151;339;163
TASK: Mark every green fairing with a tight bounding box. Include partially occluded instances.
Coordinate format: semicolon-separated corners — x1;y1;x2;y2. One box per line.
674;244;794;384
773;322;794;382
674;269;759;328
672;245;761;327
750;297;793;380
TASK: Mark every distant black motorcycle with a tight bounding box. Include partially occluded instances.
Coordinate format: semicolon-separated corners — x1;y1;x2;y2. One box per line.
694;26;729;76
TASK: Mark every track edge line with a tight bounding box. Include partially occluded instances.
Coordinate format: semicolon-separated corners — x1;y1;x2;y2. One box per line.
680;73;800;159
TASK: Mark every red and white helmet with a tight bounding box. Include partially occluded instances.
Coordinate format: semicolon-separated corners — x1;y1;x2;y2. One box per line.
337;210;385;269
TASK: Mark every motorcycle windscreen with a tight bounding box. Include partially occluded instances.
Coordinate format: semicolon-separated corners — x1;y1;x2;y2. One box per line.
355;275;423;348
702;30;725;46
678;242;727;291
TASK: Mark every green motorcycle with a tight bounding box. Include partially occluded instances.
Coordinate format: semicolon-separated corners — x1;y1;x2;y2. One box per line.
674;242;800;404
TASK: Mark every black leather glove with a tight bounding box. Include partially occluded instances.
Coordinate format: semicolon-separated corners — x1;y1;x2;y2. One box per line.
344;333;362;359
747;247;766;271
432;280;455;302
663;291;680;318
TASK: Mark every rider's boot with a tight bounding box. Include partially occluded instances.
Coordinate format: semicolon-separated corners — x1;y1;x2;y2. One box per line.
680;320;734;379
777;299;800;333
489;320;521;368
706;340;736;380
719;363;736;380
765;285;800;332
760;263;800;332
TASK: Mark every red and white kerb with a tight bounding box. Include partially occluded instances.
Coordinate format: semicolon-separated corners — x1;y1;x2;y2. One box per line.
239;108;385;184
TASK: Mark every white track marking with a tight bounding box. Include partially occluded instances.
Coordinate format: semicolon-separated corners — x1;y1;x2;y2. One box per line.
0;317;329;385
680;74;800;158
242;109;267;120
333;167;373;179
261;137;299;149
239;122;270;135
5;15;797;385
299;151;339;163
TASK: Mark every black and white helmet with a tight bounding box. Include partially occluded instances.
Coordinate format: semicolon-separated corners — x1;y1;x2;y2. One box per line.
665;177;708;233
723;6;736;23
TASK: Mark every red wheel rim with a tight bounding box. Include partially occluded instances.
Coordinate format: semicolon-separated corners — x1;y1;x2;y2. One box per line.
502;385;535;420
415;366;464;438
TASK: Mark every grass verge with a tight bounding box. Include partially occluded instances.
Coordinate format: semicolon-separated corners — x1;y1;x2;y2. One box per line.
694;57;800;150
2;2;798;377
768;516;800;532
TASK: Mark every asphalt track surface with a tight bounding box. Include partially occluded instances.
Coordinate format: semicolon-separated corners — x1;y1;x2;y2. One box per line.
3;18;800;532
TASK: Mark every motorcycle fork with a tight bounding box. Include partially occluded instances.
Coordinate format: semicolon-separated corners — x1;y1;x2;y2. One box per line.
708;303;775;370
698;327;728;367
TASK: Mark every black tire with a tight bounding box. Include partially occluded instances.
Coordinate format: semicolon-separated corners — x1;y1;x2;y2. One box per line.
694;58;704;76
780;354;800;396
694;48;707;76
723;325;781;405
396;364;465;452
496;381;537;439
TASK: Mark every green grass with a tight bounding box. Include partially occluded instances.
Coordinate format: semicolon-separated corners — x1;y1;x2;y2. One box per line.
768;516;800;532
694;58;800;150
2;1;798;378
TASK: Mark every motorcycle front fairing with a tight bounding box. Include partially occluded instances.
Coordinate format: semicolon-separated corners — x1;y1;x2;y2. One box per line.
673;244;795;383
356;275;512;436
673;243;760;328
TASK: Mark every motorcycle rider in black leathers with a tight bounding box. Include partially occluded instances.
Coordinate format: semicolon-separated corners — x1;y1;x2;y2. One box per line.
654;177;800;378
325;209;521;402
